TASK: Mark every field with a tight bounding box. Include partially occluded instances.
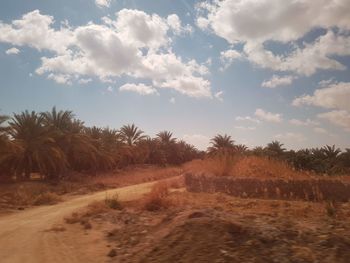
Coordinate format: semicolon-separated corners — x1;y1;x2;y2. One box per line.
1;156;350;262
61;185;350;263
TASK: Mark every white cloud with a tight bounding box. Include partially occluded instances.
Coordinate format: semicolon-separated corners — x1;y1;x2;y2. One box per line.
220;49;242;70
119;83;158;96
255;108;282;123
197;0;350;44
5;47;20;55
197;1;350;76
261;75;295;88
293;82;350;111
318;110;350;131
183;134;210;151
234;126;256;131
107;86;113;92
0;10;212;98
169;97;176;104
214;90;223;101
114;9;170;50
289;118;319;126
235;116;261;124
95;0;111;8
275;132;306;142
0;10;74;54
78;78;92;84
47;73;72;85
167;14;192;35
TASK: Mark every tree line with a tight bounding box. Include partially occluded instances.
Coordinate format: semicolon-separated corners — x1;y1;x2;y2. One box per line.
208;134;350;176
1;109;349;182
0;108;202;181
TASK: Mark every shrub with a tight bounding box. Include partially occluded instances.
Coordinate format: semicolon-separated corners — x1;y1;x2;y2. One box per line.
32;192;62;205
143;182;171;211
105;193;122;210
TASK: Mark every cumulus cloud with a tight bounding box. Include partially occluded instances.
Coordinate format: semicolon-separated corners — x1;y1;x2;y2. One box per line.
235;116;261;124
255;108;282;123
0;10;74;54
95;0;111;8
119;83;158;96
197;0;350;43
5;47;20;55
0;10;211;98
220;49;242;70
167;14;192;35
261;75;295;88
47;73;72;85
293;82;350;132
197;0;350;76
293;82;350;111
318;110;350;131
289;118;319;126
234;126;256;131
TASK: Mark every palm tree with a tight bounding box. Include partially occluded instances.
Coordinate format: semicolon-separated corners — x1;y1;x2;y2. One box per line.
0;115;9;146
265;141;285;159
41;107;74;133
208;134;234;155
251;146;266;157
234;144;248;154
321;145;341;159
84;126;102;141
119;124;147;146
156;131;176;144
7;110;67;179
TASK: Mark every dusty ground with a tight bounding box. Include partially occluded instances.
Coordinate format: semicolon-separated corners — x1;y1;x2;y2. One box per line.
0;165;182;212
0;180;174;263
69;191;350;263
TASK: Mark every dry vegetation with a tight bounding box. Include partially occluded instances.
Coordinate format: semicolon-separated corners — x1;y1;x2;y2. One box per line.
184;155;314;180
65;185;350;263
0;166;183;211
183;156;350;202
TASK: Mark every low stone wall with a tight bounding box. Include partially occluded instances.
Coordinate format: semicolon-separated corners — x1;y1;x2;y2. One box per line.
184;173;350;202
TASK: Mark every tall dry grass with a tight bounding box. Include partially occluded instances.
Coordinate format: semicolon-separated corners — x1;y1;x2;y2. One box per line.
184;155;313;180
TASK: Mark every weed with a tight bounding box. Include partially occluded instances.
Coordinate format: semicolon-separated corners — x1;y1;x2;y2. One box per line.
325;201;337;217
105;193;123;210
143;182;171;211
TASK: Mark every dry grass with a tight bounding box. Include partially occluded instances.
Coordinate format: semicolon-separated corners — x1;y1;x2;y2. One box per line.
142;182;172;211
32;192;62;205
89;166;183;188
0;184;62;207
184;155;313;180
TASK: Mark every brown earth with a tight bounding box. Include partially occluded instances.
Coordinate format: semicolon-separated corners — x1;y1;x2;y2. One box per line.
0;179;175;263
65;191;350;263
0;165;182;212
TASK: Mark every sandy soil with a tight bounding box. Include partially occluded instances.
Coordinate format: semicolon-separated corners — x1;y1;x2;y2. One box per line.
0;180;169;263
70;192;350;263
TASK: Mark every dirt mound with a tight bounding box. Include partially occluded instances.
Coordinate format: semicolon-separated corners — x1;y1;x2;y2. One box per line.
139;209;350;263
141;213;247;263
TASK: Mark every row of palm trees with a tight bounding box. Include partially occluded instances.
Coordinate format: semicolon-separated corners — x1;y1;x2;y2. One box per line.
208;134;350;175
0;108;202;181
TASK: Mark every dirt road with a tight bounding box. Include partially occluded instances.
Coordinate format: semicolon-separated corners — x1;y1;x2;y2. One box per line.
0;181;159;263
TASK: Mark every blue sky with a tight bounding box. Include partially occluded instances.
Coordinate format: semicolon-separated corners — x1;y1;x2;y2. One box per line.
1;0;350;150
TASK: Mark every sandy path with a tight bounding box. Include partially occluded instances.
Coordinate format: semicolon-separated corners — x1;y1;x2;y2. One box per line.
0;180;159;263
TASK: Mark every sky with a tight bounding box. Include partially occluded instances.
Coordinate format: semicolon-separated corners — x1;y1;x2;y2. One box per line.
0;0;350;151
